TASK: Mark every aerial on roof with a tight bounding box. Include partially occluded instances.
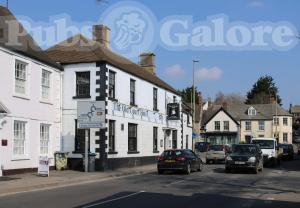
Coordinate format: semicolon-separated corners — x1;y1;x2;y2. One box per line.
202;103;292;126
0;6;63;70
45;34;179;95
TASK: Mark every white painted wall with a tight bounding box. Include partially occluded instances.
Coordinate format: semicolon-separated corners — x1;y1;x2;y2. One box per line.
0;47;62;172
205;110;238;132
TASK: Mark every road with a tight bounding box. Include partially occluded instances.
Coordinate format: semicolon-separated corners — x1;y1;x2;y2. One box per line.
1;157;300;208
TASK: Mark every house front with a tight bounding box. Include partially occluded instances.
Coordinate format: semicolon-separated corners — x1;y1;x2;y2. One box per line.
0;6;63;175
46;25;193;170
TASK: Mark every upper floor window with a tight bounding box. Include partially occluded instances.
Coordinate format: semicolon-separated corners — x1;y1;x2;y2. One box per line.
109;71;116;99
215;121;220;131
15;60;27;95
153;88;158;111
259;120;265;131
223;121;229;131
130;79;136;105
248;107;256;116
283;117;288;126
245;121;252;131
273;117;279;126
41;69;51;100
76;72;90;98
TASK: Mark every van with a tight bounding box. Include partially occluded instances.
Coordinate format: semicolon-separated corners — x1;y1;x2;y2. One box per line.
251;138;280;166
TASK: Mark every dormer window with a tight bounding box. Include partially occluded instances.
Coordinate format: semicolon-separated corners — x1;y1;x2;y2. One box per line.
248;106;256;116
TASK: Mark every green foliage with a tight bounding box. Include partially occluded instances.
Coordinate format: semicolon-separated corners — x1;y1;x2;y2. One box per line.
246;75;282;105
178;86;201;104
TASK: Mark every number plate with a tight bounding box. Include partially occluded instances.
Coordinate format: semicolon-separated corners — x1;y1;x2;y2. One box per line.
235;161;245;165
165;160;175;163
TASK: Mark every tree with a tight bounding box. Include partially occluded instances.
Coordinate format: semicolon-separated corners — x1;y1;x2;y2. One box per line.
178;86;201;104
246;75;282;105
214;91;245;105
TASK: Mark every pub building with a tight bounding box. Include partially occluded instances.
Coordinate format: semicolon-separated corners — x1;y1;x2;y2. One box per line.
46;25;193;170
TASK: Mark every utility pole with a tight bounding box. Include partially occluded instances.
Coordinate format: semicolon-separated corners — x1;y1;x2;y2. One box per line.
6;0;8;8
192;60;199;150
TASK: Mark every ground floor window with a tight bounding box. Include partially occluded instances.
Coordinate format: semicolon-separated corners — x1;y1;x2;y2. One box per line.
186;135;189;149
40;124;50;155
74;120;90;153
245;135;252;144
128;123;138;152
283;133;288;143
153;127;158;151
13;120;26;156
109;120;116;152
172;130;177;149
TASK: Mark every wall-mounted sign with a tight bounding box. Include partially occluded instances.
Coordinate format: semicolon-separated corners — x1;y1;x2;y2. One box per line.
1;139;7;146
77;101;106;129
167;103;180;120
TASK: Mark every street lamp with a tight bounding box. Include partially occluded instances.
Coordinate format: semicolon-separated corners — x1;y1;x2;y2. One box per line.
192;60;199;149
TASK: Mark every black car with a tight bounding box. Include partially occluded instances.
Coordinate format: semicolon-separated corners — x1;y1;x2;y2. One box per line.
225;144;263;174
279;144;294;160
157;149;203;174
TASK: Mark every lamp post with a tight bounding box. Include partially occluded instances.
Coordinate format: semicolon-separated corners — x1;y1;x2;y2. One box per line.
192;60;199;149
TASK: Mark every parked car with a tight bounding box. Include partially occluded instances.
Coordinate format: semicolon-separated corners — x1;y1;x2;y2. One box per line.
195;142;210;153
206;145;228;164
225;144;263;174
278;144;294;160
251;138;280;166
157;149;203;174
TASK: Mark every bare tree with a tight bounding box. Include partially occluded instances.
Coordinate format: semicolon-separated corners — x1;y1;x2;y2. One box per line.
215;92;245;105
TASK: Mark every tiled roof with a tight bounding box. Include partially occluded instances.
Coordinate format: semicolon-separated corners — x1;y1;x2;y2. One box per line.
291;105;300;113
0;6;63;70
45;34;179;95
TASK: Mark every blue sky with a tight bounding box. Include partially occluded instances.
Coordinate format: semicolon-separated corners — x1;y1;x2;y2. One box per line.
4;0;300;108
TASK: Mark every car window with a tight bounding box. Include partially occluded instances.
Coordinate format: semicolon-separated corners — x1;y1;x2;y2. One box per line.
252;140;275;149
232;145;257;154
162;150;183;157
209;145;224;151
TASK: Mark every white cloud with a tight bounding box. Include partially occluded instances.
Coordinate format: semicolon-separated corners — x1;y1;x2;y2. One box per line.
195;67;223;81
248;0;264;8
164;64;185;77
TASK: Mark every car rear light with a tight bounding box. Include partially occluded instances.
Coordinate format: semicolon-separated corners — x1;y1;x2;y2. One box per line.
158;156;165;161
176;157;186;161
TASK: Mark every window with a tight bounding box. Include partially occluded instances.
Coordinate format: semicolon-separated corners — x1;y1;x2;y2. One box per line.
108;71;116;99
248;107;256;116
74;120;90;153
245;121;251;131
128;123;137;152
15;60;27;95
283;133;288;143
186;135;189;149
40;124;50;155
153;127;158;151
153;88;158;111
109;120;116;152
259;120;265;131
172;130;177;149
76;72;90;98
13;121;26;156
214;121;220;131
130;79;136;105
223;121;229;131
273;117;279;126
283;118;288;126
41;69;51;100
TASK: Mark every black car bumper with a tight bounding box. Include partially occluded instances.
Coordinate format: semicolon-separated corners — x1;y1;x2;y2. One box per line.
157;162;187;171
225;161;257;170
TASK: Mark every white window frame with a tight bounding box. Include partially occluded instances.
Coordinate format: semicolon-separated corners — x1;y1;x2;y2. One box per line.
14;59;30;98
273;117;279;126
41;69;52;102
283;117;288;126
40;124;50;155
223;121;229;131
248;107;256;116
245;121;252;131
258;120;265;131
214;121;220;131
13;120;28;159
283;133;288;143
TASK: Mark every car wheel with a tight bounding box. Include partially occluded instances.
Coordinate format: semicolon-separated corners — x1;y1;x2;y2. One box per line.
197;162;203;172
185;163;191;175
158;169;164;175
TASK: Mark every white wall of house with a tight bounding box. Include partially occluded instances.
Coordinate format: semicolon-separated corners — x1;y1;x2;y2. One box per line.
61;62;188;160
0;47;62;173
182;113;193;149
205;111;238;132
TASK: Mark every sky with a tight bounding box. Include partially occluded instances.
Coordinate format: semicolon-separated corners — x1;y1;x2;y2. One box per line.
3;0;300;108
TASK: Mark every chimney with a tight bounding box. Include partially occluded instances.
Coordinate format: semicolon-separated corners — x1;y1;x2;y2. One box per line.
197;92;203;105
139;52;156;75
208;97;213;109
270;96;276;104
93;25;110;48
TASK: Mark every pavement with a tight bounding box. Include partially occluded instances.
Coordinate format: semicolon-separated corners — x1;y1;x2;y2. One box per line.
1;156;300;208
0;164;155;197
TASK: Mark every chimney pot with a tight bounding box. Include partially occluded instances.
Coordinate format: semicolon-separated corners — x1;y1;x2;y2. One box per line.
93;25;110;48
139;52;156;75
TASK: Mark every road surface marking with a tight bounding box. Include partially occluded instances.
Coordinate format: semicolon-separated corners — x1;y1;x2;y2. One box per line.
163;179;185;187
82;191;146;208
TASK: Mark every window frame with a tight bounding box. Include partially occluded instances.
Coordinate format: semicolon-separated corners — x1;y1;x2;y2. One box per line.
130;79;136;106
283;117;288;126
74;119;90;153
153;127;158;152
108;70;116;99
153;87;158;111
214;121;220;131
41;69;52;101
245;121;252;131
13;120;27;158
283;133;288;143
128;123;138;153
258;120;265;131
109;120;116;152
14;59;28;97
75;71;91;98
223;121;229;131
273;117;279;126
40;124;50;155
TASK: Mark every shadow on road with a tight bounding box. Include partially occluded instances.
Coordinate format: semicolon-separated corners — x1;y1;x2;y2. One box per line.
77;191;300;208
